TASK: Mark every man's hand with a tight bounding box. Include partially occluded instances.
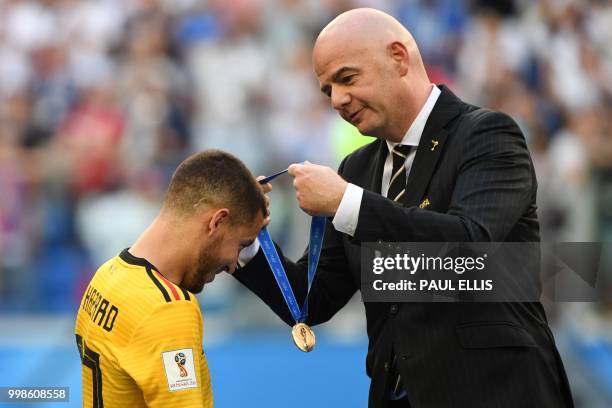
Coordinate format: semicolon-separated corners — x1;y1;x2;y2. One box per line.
256;176;272;227
287;161;348;216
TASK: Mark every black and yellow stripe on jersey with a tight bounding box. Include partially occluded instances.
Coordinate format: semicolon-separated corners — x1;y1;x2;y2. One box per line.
118;249;191;302
75;249;213;408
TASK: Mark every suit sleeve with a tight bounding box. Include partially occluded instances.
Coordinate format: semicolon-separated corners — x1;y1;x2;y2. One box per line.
234;215;358;327
353;111;535;242
120;301;212;408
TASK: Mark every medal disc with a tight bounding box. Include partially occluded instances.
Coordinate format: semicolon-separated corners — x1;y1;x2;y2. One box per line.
291;323;316;352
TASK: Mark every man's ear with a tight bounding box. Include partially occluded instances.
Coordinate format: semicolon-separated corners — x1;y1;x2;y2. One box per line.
208;208;230;236
389;41;409;76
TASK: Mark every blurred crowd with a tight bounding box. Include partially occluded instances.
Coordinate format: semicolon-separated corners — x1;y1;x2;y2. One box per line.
0;0;611;321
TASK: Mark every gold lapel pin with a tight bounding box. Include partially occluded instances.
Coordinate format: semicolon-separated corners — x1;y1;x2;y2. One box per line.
419;198;430;209
431;140;439;151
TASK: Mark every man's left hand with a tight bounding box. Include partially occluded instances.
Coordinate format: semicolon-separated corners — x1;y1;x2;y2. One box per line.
288;161;348;217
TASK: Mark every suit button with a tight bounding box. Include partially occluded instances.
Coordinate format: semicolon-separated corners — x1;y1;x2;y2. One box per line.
384;362;389;371
401;355;408;361
389;304;398;314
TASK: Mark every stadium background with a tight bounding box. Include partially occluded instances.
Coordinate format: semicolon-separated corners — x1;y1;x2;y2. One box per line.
0;0;611;406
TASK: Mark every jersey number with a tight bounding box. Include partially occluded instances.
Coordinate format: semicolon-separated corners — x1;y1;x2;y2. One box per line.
76;334;104;408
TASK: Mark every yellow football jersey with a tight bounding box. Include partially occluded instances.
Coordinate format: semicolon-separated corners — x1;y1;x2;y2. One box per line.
75;249;213;407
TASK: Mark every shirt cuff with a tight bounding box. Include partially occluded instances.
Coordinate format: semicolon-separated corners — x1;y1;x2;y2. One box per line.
238;238;260;267
332;183;363;237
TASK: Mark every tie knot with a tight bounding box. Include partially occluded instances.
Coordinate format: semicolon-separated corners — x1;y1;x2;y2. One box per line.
392;144;411;158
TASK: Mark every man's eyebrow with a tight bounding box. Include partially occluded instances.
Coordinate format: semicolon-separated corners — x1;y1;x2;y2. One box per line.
320;66;359;95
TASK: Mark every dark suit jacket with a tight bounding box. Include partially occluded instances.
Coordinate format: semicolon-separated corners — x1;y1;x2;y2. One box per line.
235;86;574;407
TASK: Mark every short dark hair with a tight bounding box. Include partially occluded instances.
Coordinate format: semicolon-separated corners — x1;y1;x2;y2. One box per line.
163;150;266;225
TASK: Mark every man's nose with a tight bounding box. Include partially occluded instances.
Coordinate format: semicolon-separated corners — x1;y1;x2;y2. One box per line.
331;87;350;111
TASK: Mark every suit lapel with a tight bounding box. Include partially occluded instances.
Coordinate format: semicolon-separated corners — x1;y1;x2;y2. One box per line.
401;85;465;207
364;139;388;194
402;128;449;207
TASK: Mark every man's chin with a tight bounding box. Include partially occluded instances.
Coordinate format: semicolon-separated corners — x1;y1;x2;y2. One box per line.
182;276;208;294
188;268;227;292
204;268;225;284
185;281;205;294
354;122;374;136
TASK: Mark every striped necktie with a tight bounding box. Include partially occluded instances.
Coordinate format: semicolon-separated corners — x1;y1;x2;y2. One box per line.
387;144;412;202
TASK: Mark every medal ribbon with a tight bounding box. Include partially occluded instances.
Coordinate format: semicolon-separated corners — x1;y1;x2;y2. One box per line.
258;172;325;323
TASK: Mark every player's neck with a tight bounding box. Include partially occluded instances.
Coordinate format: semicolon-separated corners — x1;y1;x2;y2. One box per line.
129;216;189;286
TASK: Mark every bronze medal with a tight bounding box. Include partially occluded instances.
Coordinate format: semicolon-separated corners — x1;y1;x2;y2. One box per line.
291;322;316;352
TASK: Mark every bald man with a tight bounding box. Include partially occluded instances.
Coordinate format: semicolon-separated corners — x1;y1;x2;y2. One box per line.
236;8;573;408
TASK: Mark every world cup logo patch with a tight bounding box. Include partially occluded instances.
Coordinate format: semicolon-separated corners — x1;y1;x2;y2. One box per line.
174;352;188;377
162;348;197;391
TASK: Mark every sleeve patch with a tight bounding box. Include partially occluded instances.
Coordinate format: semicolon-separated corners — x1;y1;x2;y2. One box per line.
161;348;198;391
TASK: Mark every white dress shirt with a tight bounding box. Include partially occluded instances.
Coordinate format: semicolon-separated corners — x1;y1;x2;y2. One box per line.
332;85;441;236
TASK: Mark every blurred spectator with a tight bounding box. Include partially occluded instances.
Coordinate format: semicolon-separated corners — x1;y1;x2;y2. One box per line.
0;122;34;309
75;166;163;268
51;83;124;196
187;0;271;173
118;10;191;172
